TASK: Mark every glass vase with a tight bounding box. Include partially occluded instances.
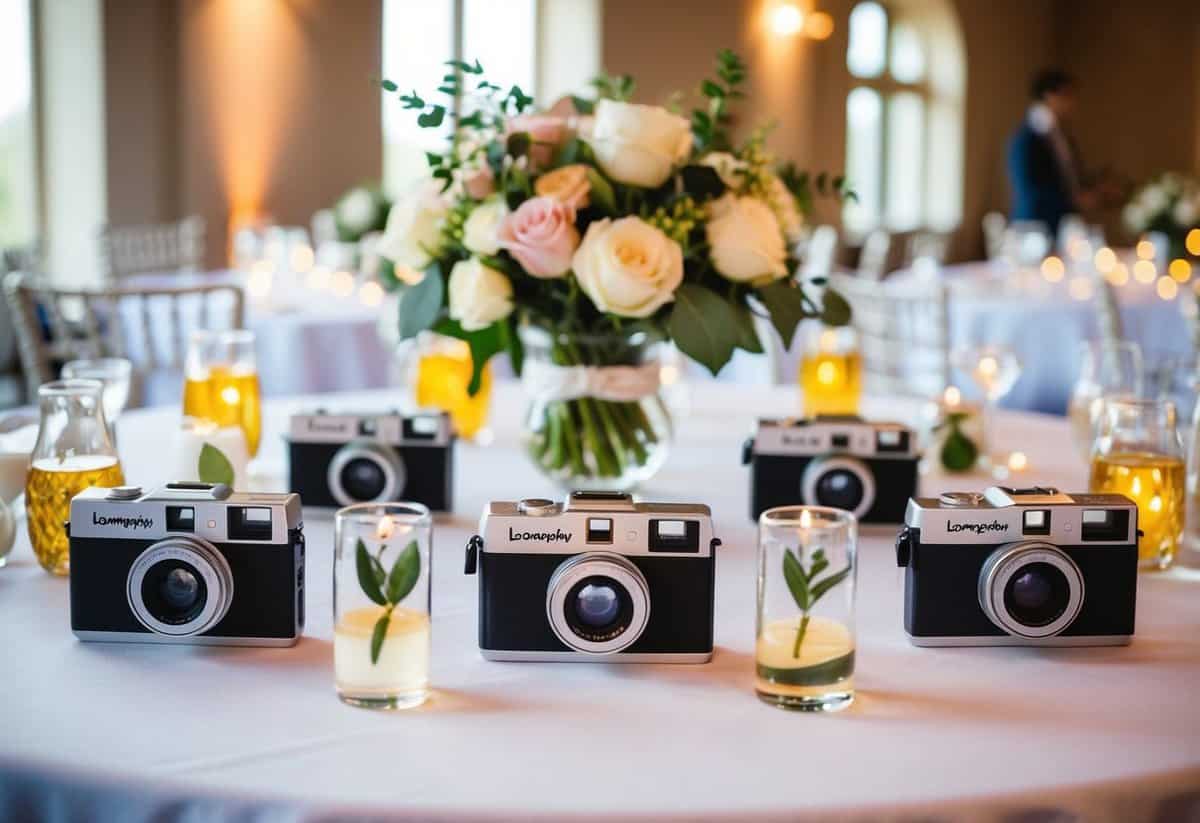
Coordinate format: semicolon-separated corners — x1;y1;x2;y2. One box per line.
1089;397;1185;570
798;323;862;418
756;506;857;712
520;325;676;492
334;502;432;709
26;379;125;575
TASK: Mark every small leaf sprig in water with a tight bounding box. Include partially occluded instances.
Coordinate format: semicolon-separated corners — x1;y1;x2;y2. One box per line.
934;411;979;472
355;538;421;664
782;547;851;659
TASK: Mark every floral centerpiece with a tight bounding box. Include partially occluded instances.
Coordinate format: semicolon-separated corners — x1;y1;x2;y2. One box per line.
376;50;850;489
1123;172;1200;258
332;185;392;243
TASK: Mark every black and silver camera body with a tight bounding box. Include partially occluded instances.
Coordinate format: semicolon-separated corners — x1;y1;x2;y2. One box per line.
896;486;1138;647
464;492;719;663
286;410;454;511
68;483;305;646
742;417;919;523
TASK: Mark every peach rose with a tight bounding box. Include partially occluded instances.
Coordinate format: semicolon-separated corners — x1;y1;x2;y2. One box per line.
498;196;580;279
534;164;591;211
507;114;567;168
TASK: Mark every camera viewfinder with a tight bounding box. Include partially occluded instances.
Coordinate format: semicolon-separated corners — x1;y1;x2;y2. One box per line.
166;506;195;532
402;416;439;439
1023;509;1051;535
357;418;379;437
831;433;850;448
228;506;273;541
1081;508;1130;542
876;430;910;453
648;519;700;553
586;518;613;543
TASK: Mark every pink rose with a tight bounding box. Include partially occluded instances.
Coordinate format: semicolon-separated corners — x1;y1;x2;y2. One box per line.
462;164;495;200
507;114;567;168
499;197;580;279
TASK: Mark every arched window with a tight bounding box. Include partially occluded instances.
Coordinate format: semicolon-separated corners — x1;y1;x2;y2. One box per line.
842;0;963;235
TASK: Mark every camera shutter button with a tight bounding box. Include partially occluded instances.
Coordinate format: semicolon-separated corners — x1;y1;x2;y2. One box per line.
107;486;143;501
518;498;557;516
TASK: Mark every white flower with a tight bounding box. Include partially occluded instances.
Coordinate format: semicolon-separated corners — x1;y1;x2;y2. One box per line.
584;100;692;188
462;196;509;256
335;187;381;236
705;193;788;283
376;180;447;270
447;258;513;332
1123;203;1146;233
1174;195;1199;228
572;217;683;318
1141;184;1169;217
700;151;749;189
766;175;805;243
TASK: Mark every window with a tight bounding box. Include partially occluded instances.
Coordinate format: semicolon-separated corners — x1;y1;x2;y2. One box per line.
843;1;962;235
381;0;536;197
0;0;37;247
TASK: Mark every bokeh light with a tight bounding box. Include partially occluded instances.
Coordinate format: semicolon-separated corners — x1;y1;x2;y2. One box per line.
1106;263;1130;286
1155;276;1178;300
1040;255;1065;282
1133;260;1157;283
1168;258;1192;283
1068;276;1093;301
1187;228;1200;256
1093;247;1116;273
770;3;804;36
804;11;834;39
1135;239;1156;260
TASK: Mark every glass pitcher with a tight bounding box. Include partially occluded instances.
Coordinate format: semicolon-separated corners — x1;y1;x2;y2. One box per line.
26;379;125;575
1089;397;1185;570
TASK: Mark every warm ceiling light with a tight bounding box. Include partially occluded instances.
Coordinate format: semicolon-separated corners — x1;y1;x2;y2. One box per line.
771;3;805;36
805;11;834;40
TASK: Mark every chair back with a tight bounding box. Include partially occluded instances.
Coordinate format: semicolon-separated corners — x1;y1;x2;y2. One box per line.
3;271;244;403
905;231;951;268
98;216;206;280
857;229;892;281
829;271;951;398
982;212;1007;260
800;225;839;279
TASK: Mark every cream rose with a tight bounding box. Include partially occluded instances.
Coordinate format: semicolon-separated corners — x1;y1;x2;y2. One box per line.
766;175;805;243
462;196;509;256
447;258;514;332
535;164;591;211
706;193;788;283
572;217;683;318
376;181;447;270
584;100;692;188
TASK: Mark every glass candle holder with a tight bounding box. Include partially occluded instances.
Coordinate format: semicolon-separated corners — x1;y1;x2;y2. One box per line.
1089;397;1185;570
334;502;432;709
183;330;263;457
756;506;857;712
798;324;862;417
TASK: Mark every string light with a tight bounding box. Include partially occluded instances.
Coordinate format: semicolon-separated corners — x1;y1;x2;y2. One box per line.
1135;239;1156;260
1156;276;1178;300
1093;247;1117;273
1008;451;1028;472
1168;258;1192;283
1187;228;1200;256
770;3;804;36
1107;263;1130;286
1132;260;1157;284
1040;256;1065;282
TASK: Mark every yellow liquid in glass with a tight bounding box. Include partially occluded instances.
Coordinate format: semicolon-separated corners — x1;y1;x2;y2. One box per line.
416;353;491;440
182;365;263;456
799;352;863;417
335;605;430;700
26;456;125;575
755;615;855;700
1089;452;1185;569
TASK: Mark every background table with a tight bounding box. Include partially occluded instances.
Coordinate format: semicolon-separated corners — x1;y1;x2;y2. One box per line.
2;384;1198;821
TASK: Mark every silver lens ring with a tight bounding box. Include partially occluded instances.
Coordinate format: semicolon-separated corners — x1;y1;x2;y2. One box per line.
546;553;650;655
126;536;234;637
801;456;876;519
978;542;1085;639
328;439;406;506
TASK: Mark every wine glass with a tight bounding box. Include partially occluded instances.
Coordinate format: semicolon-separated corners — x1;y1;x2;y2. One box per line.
951;344;1022;473
62;357;133;442
1067;342;1144;460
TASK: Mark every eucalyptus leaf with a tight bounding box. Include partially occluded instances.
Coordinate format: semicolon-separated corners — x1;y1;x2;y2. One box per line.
417;105;446;128
809;565;852;602
782;549;811;611
370;611;391;664
385;540;421;604
585;168;617;213
397;263;443;339
197;443;234;487
941;427;979;472
731;301;764;354
355;539;387;606
506;131;532;159
756;281;812;348
666;283;739;375
819;289;852;327
807;548;829;581
433;317;504;396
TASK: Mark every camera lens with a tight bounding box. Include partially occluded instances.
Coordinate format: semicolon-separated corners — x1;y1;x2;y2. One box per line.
1003;562;1070;628
141;560;207;625
574;582;622;628
340;457;387;500
814;469;864;510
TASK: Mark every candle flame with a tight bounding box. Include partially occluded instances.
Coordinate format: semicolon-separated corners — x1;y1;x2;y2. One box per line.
376;515;396;541
799;509;813;529
944;386;961;407
1007;451;1028;471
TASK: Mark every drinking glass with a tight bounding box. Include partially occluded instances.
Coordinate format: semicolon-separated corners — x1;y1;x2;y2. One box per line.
334;502;432;709
1089;397;1185;570
1067;342;1144;460
798;324;862;417
756;506;857;712
1180;401;1200;570
183;330;263;457
62;357;133;440
395;331;493;441
952;344;1022;471
26;380;124;575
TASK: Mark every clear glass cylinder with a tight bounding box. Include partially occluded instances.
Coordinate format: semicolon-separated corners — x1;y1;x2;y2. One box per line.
1066;341;1144;460
756;506;857;712
183;330;262;457
334;502;432;709
393;331;493;442
520;325;676;492
1089;397;1185;570
26;379;125;575
798;323;862;417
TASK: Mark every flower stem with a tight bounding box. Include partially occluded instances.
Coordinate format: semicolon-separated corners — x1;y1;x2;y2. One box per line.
793;612;811;659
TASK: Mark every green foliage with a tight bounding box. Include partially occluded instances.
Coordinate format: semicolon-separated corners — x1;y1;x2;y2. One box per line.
397;263;444;339
197;443;234;487
782;547;851;658
666;283;742;375
356;538;422;664
590;72;636;102
756;281;817;348
819;289;852;326
678;165;727;201
692;48;747;152
585;168;617;214
937;412;979;472
433;316;508;396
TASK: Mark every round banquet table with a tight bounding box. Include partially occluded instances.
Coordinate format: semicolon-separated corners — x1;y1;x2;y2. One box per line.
1;383;1198;822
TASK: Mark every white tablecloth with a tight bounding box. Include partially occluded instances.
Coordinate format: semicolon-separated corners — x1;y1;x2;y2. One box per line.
2;384;1199;822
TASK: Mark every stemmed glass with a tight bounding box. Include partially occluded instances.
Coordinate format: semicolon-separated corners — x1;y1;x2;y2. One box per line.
951;344;1022;474
1067;342;1144;460
61;358;133;443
